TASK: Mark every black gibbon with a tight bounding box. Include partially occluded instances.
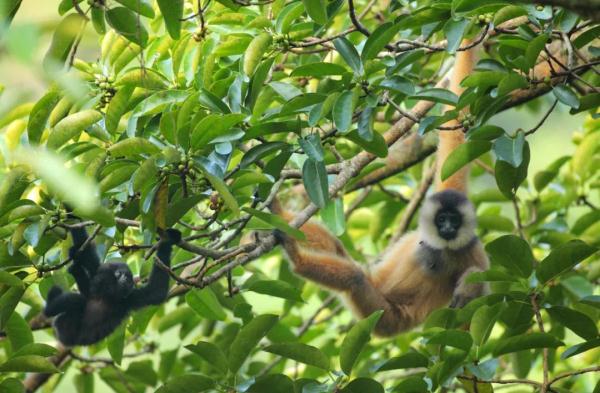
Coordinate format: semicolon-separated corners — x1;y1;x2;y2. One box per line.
273;48;489;337
44;227;181;346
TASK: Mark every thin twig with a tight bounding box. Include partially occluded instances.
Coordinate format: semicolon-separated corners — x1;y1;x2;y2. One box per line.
526;99;558;136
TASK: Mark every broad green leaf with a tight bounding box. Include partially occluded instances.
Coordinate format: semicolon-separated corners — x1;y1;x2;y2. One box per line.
43;13;85;70
334;38;363;75
380;76;415;95
291;62;347;77
119;68;169;90
192;114;246;147
561;338;600;359
340;311;383;375
4;312;32;352
485;235;534;278
493;333;563;356
333;91;354;133
547;306;598;340
47;109;102;149
243;33;272;76
321;198;345;236
0;286;24;329
362;23;401;61
341;378;384;393
345;129;388;158
114;0;154;17
263;343;330;369
27;90;60;144
441;140;492;181
12;343;57;358
411;88;459;106
453;0;509;14
242;207;305;240
470;303;506;346
0;271;23;286
247;374;294;393
495;141;530;198
248;279;304;302
157;0;183;39
570;93;600;114
107;323;126;365
228;314;278;372
524;34;548;70
105;85;134;134
156;374;215;393
302;158;329;208
106;6;149;46
553;84;580;109
493;5;527;26
275;2;304;34
444;18;469;53
572;131;600;180
185;341;228;373
536;240;597;284
0;356;59;373
299;133;325;161
186;289;227;321
302;0;328;24
108;137;160;157
375;352;428;371
427;329;473;352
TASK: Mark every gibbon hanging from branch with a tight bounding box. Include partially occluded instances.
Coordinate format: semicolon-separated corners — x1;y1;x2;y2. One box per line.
272;46;489;336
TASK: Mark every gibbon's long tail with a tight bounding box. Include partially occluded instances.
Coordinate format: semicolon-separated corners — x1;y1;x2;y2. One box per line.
435;45;476;193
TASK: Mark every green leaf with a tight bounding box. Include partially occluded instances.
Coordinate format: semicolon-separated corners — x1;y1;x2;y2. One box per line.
340;311;383;375
380;76;415;95
493;333;563;356
444;18;469;54
5;313;32;352
0;287;25;327
467;126;505;140
345;129;388;158
493;5;527;26
375;352;428;371
243;33;272;76
27;90;60;145
334;38;363;75
553;84;580;109
247;279;304;302
106;6;149;46
0;355;59;373
302;158;329;208
119;68;169;90
561;338;600;359
524;34;548;70
299;133;325;161
441;140;492;181
108;137;160;157
291;62;347;77
228;314;278;372
485;235;534;278
410;88;459;106
242;207;305;240
264;343;330;369
362;23;400;61
333;91;354;133
570;93;600;114
156;373;215;393
184;341;228;373
114;0;154;17
341;378;384;393
536;240;597;284
247;374;294;393
547;306;598;340
107;323;126;365
200;170;239;216
275;2;304;34
191;114;246;147
321;198;345;236
186;289;227;321
302;0;328;25
47;109;102;149
495;141;530;198
470;303;506;346
105;85;134;134
43;13;86;70
0;271;23;286
427;329;473;352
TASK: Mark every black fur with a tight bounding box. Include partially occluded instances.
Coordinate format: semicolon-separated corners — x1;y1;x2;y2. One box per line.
44;227;181;346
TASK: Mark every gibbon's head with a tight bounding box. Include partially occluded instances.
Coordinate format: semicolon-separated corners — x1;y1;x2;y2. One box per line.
418;189;477;250
92;263;134;301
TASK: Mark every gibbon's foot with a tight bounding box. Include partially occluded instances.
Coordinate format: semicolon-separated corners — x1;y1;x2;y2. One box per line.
272;229;285;244
164;228;182;245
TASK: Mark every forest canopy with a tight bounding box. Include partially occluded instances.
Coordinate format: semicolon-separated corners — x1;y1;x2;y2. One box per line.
0;0;599;392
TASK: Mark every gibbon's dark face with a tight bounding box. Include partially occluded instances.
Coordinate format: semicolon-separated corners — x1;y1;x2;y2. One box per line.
92;263;134;301
434;208;463;240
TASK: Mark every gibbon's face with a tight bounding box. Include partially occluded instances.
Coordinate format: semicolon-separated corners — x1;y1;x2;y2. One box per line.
419;190;477;250
93;263;134;300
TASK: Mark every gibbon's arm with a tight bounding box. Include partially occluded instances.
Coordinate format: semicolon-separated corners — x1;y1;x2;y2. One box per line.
128;229;181;309
68;227;102;297
435;46;476;193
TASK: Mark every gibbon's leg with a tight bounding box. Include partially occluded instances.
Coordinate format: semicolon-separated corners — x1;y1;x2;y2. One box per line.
450;266;487;308
44;288;86;317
